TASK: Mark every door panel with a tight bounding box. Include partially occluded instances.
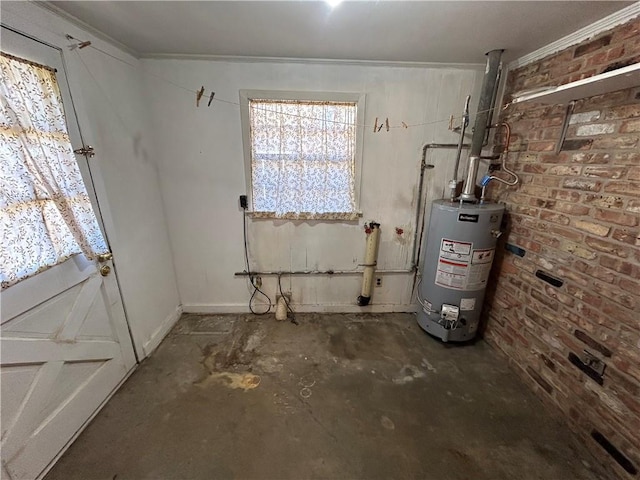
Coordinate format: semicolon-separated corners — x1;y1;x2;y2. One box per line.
1;266;133;478
1;27;136;480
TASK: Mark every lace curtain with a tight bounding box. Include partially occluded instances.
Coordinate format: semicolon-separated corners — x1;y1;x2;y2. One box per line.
1;52;108;289
249;99;357;219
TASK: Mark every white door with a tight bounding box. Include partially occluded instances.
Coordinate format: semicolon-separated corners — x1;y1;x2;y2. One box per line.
0;27;137;480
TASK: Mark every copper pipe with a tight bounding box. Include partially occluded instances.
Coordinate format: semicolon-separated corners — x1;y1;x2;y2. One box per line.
495;121;511;156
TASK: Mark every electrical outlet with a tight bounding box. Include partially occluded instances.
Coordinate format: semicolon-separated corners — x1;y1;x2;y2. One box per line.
254;276;262;288
375;277;382;287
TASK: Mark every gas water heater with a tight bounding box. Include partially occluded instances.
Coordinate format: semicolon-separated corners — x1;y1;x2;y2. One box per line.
417;49;516;342
417;201;503;341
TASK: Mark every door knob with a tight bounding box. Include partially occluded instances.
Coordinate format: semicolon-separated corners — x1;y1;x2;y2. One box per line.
100;265;111;276
97;252;113;263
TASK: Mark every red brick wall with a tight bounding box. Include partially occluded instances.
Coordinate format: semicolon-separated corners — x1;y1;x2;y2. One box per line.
484;17;640;479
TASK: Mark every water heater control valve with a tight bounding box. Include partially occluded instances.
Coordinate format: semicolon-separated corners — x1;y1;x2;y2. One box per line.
491;229;503;239
441;304;460;323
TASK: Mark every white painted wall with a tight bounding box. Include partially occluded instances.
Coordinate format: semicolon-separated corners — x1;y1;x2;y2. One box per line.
2;3;181;357
143;58;483;312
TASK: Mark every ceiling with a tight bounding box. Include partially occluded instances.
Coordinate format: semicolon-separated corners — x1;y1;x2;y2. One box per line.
46;1;633;64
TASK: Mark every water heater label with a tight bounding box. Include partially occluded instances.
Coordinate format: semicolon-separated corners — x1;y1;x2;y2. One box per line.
422;300;433;313
440;239;472;261
435;259;468;289
458;213;479;223
460;298;476;311
436;241;495;290
472;248;494;264
467;248;496;290
436;239;473;289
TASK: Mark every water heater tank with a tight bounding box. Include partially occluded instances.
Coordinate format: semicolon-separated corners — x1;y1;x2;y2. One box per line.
417;200;504;342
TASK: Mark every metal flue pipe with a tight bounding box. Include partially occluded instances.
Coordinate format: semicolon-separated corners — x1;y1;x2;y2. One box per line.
460;155;481;202
460;49;503;202
471;49;503;157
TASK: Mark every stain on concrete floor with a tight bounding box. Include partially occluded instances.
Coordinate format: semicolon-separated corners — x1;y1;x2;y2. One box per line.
45;313;613;480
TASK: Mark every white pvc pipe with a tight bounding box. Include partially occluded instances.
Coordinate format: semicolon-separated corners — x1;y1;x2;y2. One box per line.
358;223;381;306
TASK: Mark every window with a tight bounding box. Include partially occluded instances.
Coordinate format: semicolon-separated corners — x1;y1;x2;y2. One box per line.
0;52;107;289
240;91;364;220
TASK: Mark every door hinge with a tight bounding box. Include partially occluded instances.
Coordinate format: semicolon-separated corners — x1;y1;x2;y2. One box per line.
73;145;95;158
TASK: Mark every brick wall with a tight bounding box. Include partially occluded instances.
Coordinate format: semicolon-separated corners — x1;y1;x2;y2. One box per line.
484;16;640;479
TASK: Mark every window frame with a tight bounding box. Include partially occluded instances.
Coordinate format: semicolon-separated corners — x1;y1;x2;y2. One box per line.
239;89;365;219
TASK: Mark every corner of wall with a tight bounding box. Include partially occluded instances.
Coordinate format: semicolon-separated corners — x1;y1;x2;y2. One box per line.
141;304;184;358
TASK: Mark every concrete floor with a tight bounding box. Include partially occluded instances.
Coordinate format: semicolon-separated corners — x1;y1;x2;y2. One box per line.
46;313;611;480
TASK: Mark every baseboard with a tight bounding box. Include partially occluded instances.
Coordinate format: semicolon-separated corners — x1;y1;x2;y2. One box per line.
141;305;183;357
182;303;419;314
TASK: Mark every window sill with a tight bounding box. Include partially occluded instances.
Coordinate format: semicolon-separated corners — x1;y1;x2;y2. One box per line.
246;211;363;221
